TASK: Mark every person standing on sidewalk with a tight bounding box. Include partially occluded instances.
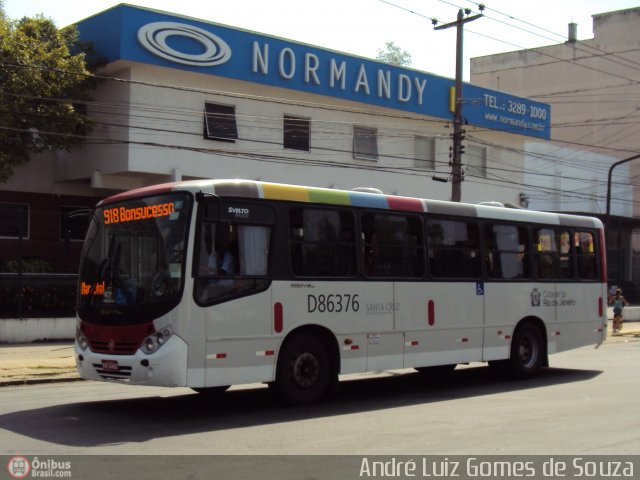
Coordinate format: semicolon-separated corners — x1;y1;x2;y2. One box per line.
609;288;629;334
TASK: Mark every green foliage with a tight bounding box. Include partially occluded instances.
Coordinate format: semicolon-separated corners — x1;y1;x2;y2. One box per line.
0;8;100;182
1;257;53;273
376;41;413;67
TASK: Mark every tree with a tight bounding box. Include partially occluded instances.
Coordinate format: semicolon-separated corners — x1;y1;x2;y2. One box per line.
0;7;98;182
375;41;412;67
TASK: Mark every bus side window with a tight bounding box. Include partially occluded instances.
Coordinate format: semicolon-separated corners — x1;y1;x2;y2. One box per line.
485;224;529;280
535;228;561;279
289;207;356;277
576;231;597;280
194;221;271;305
427;219;480;279
361;213;424;278
559;230;574;279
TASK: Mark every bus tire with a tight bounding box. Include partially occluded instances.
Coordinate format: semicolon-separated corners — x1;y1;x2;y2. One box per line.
275;333;331;405
507;323;544;379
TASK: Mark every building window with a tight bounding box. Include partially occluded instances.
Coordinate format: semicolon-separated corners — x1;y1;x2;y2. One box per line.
466;144;487;178
283;115;310;151
60;207;91;241
0;203;29;239
353;126;378;161
414;136;436;170
204;102;238;141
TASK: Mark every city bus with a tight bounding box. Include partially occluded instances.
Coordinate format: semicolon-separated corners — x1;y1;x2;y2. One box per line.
75;179;607;404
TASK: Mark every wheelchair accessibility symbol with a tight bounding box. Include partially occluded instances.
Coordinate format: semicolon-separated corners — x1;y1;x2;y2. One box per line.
476;282;484;296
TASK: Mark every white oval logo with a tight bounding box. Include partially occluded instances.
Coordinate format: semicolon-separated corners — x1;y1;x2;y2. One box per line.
137;22;231;67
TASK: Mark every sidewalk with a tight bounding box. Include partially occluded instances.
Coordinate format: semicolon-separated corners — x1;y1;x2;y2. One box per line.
0;341;79;386
1;323;639;387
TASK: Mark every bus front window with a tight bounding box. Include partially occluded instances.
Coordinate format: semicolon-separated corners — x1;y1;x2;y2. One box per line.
77;193;192;324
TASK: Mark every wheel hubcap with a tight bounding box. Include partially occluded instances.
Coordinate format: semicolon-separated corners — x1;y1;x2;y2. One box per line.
292;351;319;388
519;335;537;368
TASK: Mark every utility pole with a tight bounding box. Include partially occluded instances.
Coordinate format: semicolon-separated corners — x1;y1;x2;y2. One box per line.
434;7;483;202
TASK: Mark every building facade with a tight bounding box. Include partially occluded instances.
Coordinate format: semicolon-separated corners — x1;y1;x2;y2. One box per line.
0;4;550;275
471;7;640;291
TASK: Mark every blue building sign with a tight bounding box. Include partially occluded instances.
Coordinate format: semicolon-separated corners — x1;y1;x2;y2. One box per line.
77;5;550;139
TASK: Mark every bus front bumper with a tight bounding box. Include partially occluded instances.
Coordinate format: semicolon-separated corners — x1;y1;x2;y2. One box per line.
75;335;188;387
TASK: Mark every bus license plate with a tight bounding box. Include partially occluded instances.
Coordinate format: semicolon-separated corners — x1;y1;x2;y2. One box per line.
101;360;119;372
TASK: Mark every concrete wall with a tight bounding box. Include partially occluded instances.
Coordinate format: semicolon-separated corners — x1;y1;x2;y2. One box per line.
0;318;75;343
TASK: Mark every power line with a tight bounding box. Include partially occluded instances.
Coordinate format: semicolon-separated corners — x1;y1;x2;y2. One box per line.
2;60;639;206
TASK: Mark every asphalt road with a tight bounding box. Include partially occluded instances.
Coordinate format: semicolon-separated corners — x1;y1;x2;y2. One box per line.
0;339;639;456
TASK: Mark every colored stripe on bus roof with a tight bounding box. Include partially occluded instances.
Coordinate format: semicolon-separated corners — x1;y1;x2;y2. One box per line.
213;181;260;198
387;196;425;212
257;182;424;212
261;183;310;202
308;189;351;205
348;191;390;209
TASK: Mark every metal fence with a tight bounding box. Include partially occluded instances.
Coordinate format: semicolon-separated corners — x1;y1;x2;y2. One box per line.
0;273;77;319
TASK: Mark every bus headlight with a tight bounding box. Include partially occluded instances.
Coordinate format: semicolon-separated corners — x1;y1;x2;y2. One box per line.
141;326;174;355
76;329;88;352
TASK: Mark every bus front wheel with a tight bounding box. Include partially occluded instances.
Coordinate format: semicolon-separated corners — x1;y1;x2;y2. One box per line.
274;333;331;405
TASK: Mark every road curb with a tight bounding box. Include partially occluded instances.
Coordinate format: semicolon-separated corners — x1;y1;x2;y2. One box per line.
611;330;640;337
0;376;84;388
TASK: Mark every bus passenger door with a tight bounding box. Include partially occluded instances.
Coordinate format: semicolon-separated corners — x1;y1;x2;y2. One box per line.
195;199;278;387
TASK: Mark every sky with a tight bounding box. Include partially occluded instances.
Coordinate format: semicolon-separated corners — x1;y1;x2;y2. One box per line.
3;0;640;80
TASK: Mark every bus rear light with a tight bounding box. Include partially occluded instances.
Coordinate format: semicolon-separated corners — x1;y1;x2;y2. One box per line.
274;302;283;333
598;296;604;317
141;326;174;355
599;228;607;284
428;300;435;326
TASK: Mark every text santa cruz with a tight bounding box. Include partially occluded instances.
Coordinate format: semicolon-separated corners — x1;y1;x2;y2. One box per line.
251;42;429;106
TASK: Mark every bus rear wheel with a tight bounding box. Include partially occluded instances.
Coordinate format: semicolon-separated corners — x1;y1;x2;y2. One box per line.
274;333;331;405
507;323;544;379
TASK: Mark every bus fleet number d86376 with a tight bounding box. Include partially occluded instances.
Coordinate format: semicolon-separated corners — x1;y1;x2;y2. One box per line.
307;294;360;313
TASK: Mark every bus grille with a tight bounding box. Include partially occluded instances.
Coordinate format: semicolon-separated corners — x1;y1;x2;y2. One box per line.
89;340;140;355
92;363;132;381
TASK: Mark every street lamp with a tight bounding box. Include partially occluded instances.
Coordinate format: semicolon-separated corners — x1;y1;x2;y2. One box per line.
606;153;640;227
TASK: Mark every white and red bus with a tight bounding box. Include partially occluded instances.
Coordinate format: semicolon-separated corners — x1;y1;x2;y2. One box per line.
75;179;607;404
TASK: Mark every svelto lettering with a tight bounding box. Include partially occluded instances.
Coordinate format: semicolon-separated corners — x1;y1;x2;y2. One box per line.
103;202;175;224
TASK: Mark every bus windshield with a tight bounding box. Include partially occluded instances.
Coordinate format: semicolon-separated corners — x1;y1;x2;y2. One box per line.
77;192;192;325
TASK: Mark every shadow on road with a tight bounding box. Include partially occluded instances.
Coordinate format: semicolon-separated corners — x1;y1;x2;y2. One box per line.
0;365;601;447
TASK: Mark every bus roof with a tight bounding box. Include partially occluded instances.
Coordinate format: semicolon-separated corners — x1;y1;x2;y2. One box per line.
98;179;603;229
